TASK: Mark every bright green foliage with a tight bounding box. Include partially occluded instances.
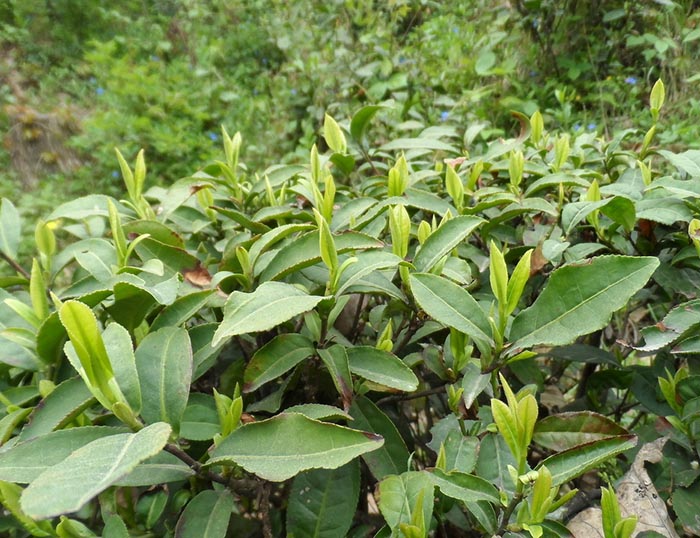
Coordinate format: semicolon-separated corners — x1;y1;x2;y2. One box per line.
0;75;696;536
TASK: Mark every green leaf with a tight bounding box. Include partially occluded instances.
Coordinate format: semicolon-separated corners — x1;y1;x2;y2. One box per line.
0;426;126;483
213;282;325;345
208;413;383;481
103;323;141;414
115;452;194;486
440;430;479;473
258;231;382;281
18;377;95;441
350;105;385;142
510;256;659;349
102;515;129;538
318;345;353;409
284;404;352;422
336;251;402;297
324;114;347;154
475;433;517;495
533;412;629;452
0;481;54;537
180;393;219;441
637;298;700;352
59;301;121;409
658;149;700;178
0;199;20;259
413;216;484;273
174;490;234;538
287;461;360;538
536;435;637;487
349;396;409;480
410;273;492;353
243;334;315;393
150;289;215;331
20;422;171;520
379;137;458;153
377;471;434;534
135;327;192;434
346;346;418;392
429;468;500;504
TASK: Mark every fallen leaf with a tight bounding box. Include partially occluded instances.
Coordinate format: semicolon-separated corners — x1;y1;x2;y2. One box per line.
568;437;679;537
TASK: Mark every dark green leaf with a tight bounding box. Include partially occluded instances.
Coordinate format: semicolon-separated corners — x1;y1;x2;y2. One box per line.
208;413;383;482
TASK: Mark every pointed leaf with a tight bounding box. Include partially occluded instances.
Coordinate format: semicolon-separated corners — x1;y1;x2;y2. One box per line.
429;468;500;504
208;413;383;482
0;427;127;483
174;490;234;538
318;345;353;409
20;422;171;520
19;377;95;441
537;435;638;487
213;282;325;345
0;199;20;259
510;256;659;349
258;231;382;282
349;396;409;480
150;289;215;331
346;346;418;392
286;461;360;538
135;327;192;434
244;334;315;393
533;412;629;452
377;471;434;533
410;273;492;352
413;216;484;273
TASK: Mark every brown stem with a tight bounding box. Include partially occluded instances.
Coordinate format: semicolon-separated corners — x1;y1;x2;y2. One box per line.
0;251;31;280
163;443;230;486
375;384;447;406
260;482;273;538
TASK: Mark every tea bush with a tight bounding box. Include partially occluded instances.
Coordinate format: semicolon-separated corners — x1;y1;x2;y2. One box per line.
0;80;698;536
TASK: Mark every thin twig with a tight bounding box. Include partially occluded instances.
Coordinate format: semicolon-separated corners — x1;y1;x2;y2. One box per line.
163;443;230;486
260;482;273;538
375;384;447;406
0;252;30;280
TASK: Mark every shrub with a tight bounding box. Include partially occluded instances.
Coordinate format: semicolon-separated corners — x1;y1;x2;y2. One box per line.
0;80;697;536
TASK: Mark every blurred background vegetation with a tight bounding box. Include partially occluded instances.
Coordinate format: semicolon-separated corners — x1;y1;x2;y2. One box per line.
2;0;699;225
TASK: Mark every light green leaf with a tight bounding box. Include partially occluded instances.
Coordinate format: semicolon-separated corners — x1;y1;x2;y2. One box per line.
377;471;434;534
174;490;234;538
258;231;382;281
115;451;194;486
324;114;347;154
0;199;20;259
286;461;360;538
135;327;192;434
413;216;484;273
346;346;418;392
510;256;659;349
20;422;171;520
243;334;315;393
536;435;637;487
103;323;141;414
59;301;121;409
429;468;500;504
379;138;458;153
410;273;492;353
213;282;325;345
284;404;352;422
208;413;383;482
0;481;53;537
0;427;126;483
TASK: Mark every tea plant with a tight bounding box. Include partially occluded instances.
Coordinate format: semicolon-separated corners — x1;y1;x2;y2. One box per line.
0;80;696;537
